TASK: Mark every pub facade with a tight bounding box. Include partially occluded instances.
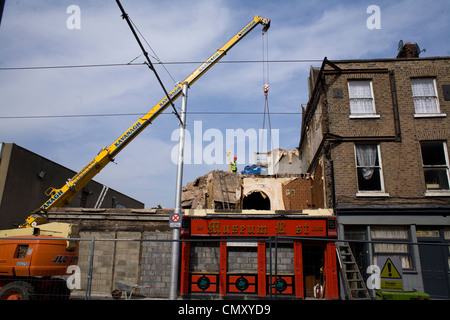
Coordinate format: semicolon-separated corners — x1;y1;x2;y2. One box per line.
179;209;339;299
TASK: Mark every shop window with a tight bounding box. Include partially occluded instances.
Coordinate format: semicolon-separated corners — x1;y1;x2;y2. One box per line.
355;144;387;195
420;141;450;192
371;226;412;269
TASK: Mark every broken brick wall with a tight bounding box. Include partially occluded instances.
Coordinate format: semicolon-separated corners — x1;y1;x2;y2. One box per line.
181;170;242;209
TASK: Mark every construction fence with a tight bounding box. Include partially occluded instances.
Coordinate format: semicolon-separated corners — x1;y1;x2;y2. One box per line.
1;234;449;300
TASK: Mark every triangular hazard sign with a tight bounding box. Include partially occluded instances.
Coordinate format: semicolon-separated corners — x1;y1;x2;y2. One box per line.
380;258;402;279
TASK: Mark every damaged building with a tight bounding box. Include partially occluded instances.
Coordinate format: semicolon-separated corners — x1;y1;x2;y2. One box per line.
177;148;339;300
181;148;324;211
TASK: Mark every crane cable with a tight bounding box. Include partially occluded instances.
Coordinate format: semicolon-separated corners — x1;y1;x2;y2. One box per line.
261;28;273;151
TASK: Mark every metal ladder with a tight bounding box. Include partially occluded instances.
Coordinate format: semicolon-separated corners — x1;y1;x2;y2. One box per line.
336;242;371;300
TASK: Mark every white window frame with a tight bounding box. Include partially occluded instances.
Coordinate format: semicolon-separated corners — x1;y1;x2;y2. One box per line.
421;141;450;196
348;80;380;119
411;78;446;118
354;144;389;197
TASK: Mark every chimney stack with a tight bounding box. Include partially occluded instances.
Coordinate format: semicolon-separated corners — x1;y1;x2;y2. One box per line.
397;41;423;58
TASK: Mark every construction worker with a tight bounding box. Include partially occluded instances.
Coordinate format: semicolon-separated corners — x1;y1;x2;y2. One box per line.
231;156;237;173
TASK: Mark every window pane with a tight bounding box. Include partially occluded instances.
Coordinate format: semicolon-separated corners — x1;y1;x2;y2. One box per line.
356;144;382;191
374;243;408;253
371;226;409;239
350;99;374;114
356;144;379;167
411;79;435;97
411;79;439;113
444;228;450;240
414;97;438;113
358;167;382;191
421;142;446;165
424;168;449;190
421;141;450;190
348;81;374;114
349;81;372;98
371;227;411;269
373;256;411;269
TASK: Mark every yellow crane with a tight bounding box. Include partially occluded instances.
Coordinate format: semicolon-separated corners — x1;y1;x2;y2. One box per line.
22;15;270;228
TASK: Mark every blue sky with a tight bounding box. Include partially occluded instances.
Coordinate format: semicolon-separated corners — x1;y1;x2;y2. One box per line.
0;0;449;208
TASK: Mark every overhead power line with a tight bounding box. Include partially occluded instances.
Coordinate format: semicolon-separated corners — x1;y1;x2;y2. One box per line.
0;110;434;120
0;59;323;71
0;111;303;120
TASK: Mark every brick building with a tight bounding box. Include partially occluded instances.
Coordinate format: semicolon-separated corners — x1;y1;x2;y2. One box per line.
298;50;450;298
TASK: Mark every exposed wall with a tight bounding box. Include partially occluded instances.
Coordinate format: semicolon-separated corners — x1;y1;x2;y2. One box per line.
266;148;301;175
49;208;172;298
181;170;317;211
242;176;297;211
181;170;241;209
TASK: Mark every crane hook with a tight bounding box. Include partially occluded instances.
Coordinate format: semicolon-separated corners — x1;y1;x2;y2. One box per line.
263;84;270;97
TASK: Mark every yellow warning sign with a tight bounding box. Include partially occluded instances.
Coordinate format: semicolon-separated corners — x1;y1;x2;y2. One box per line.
380;258;402;279
381;280;403;291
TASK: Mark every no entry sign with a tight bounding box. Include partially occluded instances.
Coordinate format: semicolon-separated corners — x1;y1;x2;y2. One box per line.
169;212;182;228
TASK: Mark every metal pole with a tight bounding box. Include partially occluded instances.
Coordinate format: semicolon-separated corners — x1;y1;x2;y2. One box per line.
169;82;188;300
269;236;273;300
274;235;278;299
85;239;95;300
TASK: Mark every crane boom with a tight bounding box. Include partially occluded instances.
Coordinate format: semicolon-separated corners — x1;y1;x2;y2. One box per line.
22;15;270;228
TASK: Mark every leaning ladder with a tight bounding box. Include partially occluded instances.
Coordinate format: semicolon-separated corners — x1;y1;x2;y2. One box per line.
217;172;230;210
336;242;371;300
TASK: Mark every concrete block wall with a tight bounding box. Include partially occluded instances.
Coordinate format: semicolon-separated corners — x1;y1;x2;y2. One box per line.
140;232;173;297
74;229;172;298
77;231;116;295
190;241;220;273
114;232;142;289
228;246;258;273
266;244;295;274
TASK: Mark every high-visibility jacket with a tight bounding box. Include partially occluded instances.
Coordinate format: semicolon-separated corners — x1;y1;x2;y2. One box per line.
231;161;237;172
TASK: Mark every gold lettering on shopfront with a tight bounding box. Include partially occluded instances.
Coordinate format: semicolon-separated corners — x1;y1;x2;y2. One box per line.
276;221;286;234
205;221;323;236
208;221;221;234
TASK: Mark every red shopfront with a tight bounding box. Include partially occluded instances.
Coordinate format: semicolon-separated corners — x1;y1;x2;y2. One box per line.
180;216;339;299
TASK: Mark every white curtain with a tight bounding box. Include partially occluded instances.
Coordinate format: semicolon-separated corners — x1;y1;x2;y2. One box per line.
356;144;377;180
371;226;411;269
349;81;374;114
411;79;438;113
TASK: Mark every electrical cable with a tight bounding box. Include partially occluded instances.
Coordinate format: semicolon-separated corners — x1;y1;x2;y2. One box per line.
0;59;323;71
0;111;303;120
0;110;427;120
116;0;182;124
128;16;177;85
